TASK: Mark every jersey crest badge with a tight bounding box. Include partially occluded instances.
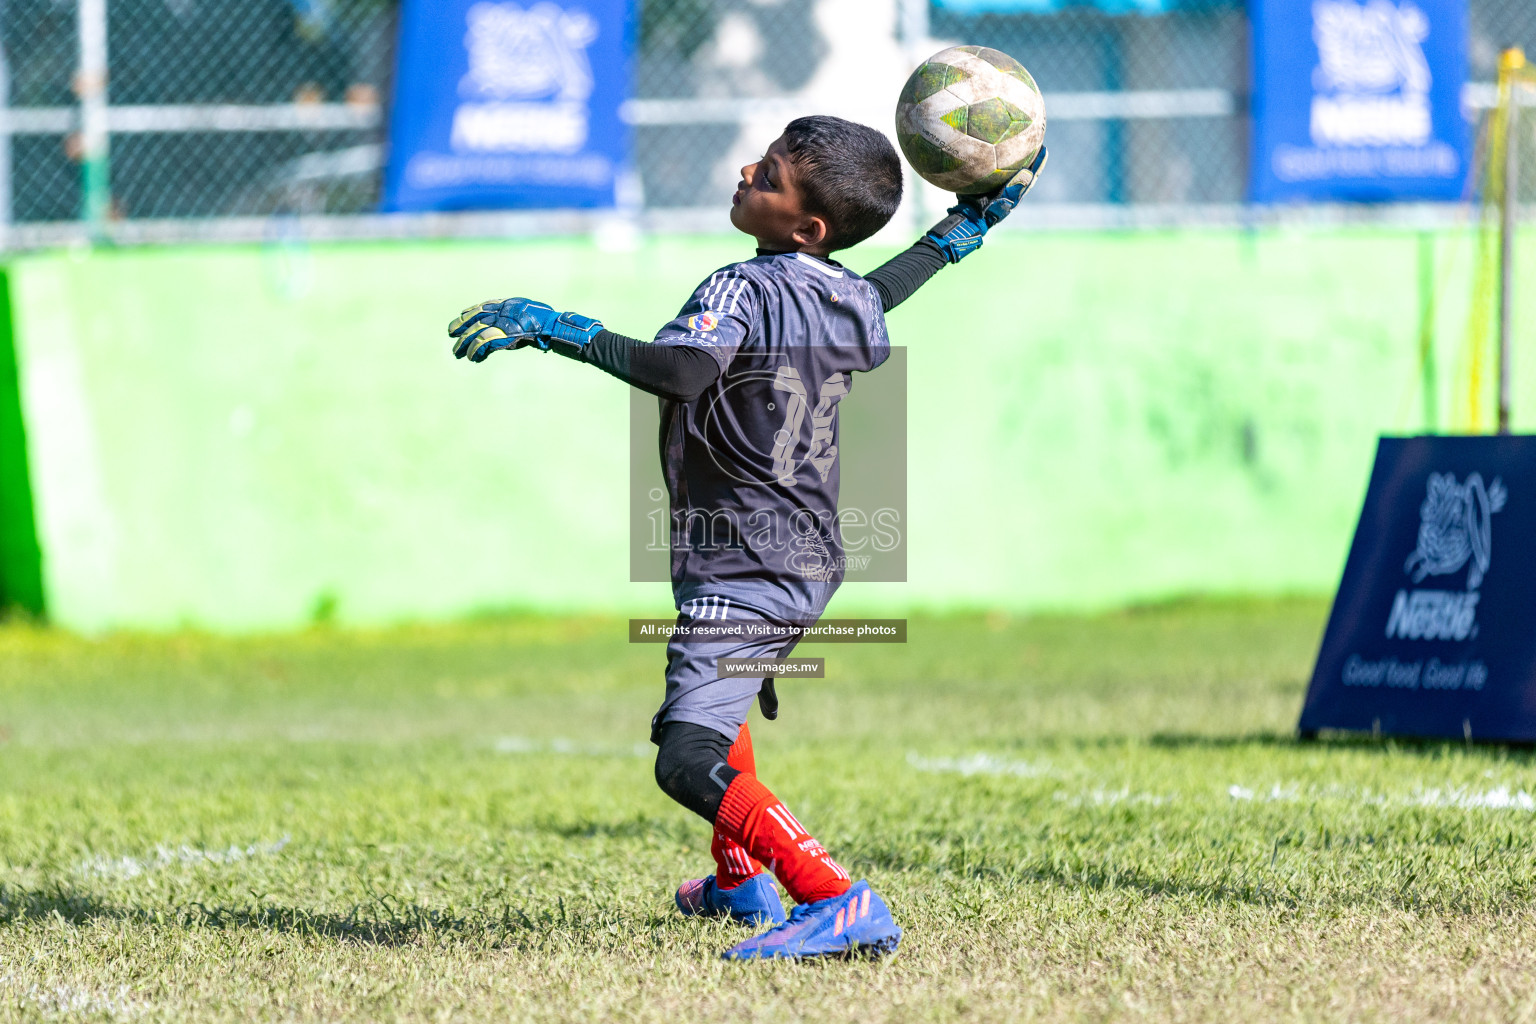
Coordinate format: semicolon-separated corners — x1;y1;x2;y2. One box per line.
688;311;719;332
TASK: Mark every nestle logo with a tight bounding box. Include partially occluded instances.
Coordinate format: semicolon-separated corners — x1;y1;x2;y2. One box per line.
1381;472;1506;643
1385;589;1479;641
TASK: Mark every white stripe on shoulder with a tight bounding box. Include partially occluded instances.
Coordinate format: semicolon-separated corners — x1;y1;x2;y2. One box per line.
703;268;749;310
724;279;747;316
703;272;727;308
792;252;844;278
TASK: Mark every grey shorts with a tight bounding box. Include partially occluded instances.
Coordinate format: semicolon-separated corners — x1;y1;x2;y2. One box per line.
650;596;807;744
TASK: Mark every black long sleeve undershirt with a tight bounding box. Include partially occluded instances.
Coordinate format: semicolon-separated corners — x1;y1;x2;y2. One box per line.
864;236;949;313
577;236;950;403
578;329;722;403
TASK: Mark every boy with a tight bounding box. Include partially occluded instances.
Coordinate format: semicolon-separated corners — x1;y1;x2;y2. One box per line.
448;116;1044;960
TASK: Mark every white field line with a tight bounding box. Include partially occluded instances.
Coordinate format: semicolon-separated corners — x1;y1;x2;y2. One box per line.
1414;786;1536;811
907;753;1167;806
1228;784;1303;803
908;751;1536;814
1229;782;1536;812
1054;788;1175;808
493;736;651;759
77;837;289;881
905;752;1055;779
0;976;144;1019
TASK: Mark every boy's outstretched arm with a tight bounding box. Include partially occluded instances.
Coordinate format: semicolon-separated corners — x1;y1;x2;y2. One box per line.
448;298;721;402
580;330;720;402
864;145;1047;313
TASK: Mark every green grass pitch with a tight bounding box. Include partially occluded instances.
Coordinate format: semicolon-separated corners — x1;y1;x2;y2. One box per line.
3;599;1536;1022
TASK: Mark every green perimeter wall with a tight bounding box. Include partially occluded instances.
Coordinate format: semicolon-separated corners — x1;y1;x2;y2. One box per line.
0;228;1531;631
0;268;43;616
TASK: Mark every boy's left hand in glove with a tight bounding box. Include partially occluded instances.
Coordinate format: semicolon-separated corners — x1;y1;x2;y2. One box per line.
925;145;1049;264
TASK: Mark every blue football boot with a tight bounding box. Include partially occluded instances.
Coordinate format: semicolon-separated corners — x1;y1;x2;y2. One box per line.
720;879;901;961
675;873;786;927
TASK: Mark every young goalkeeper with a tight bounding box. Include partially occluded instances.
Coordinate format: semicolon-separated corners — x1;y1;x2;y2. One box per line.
448;116;1044;960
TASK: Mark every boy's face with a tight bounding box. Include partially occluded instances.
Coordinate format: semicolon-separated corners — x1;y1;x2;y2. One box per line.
730;134;830;255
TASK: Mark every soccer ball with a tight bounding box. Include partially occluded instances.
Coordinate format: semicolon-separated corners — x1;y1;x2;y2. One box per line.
894;46;1047;195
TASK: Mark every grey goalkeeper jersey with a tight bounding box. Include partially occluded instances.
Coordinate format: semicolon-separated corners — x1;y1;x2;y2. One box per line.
653;251;891;622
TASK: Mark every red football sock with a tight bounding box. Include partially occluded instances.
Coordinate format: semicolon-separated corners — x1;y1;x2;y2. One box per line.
715;772;852;905
712;723;765;889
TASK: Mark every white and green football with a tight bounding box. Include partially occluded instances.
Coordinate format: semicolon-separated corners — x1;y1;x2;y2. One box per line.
895;45;1047;195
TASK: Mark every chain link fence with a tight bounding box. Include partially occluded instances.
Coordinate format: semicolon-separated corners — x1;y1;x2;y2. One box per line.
931;0;1535;207
2;0;393;228
0;0;1530;242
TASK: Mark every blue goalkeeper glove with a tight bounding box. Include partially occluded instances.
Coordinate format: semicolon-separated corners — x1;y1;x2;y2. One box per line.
925;145;1048;264
448;297;604;362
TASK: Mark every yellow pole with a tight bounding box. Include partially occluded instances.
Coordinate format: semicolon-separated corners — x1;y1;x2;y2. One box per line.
1497;48;1524;434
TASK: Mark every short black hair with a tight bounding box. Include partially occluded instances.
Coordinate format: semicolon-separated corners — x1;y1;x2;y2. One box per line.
782;115;903;252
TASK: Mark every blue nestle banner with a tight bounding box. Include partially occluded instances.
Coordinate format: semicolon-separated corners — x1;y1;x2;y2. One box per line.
1250;0;1470;203
935;0;1235;11
383;1;631;212
1300;436;1536;742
